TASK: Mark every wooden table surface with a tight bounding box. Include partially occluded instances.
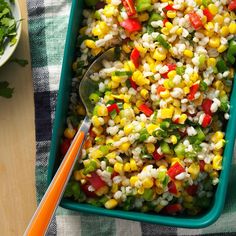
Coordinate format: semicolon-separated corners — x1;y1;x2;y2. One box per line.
0;1;37;235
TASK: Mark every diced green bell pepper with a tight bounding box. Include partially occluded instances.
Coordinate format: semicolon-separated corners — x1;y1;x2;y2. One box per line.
216;59;228;73
174;142;185;157
160;142;171;154
227;40;236;64
136;0;152;12
143;189;154;201
148;12;162;24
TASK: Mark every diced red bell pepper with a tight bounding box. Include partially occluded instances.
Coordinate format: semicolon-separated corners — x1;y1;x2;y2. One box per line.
111;171;119;179
189;12;203;30
130;48;140;68
202;98;213;115
199;160;205;172
163;203;182;215
167;162;185;179
89;128;97;138
201;114;212;128
156;85;166;94
160;64;177;78
87;172;107;191
122;0;136;16
203;8;213;22
107;103;120;114
187;83;199;101
139;104;154;117
60;139;71;156
168;181;178;195
120;18;142;33
186;184;198;196
129;77;138;89
229;0;236;11
173;117;179;124
152;148;164;161
164;4;176;11
81;183;97;197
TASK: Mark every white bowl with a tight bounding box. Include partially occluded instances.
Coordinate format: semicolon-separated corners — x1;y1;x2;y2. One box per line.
0;0;22;67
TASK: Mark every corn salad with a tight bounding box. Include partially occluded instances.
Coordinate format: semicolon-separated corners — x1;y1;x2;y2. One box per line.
62;0;236;215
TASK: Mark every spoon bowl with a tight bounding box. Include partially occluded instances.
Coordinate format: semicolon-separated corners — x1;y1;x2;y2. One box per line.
24;47;116;235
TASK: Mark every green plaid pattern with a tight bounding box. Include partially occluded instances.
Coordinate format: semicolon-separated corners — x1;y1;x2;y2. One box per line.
27;0;236;235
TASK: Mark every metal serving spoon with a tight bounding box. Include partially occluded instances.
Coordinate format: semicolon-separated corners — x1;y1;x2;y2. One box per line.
24;47;116;236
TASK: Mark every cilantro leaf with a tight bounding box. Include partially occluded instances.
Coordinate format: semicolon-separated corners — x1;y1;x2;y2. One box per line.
0;81;14;98
10;57;28;67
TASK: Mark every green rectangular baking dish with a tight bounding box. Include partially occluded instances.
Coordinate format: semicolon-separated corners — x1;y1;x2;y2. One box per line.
48;0;236;228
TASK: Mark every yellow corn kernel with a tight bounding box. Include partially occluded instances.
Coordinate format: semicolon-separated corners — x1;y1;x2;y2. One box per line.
211;131;224;143
97;105;108;116
214;81;224;91
214;15;224;25
122;44;131;54
138;187;145;195
178;114;188;124
167;70;177;79
135;44;147;55
120;142;131;152
146;143;155;154
176;27;183;35
92;22;109;37
111;183;118;193
147;124;159;135
132;70;150;86
130;158;138;171
204;164;213;173
213;155;222;170
140;89;149;99
202;15;207;25
84;39;96;49
105;199;118;209
92;126;103;136
190;73;198;82
184;195;193;203
124;60;135;72
142;178;154;188
170;135;178;144
183;86;190;94
64;128;76;139
124;162;131;172
123;103;131;109
167;10;176;18
188;163;200;180
183;49;193;58
91;116;101;127
217;45;228;53
106;152;116;159
209;37;220;48
229;22;236;34
114;115;120;124
103;4;116;17
130;176;139;187
124;94;131;103
173;99;181;107
124;124;133;135
161;27;169;35
215;140;225;150
90;149;104;159
114;162;123;173
220;26;229;37
138;12;149;22
208;4;218;15
160;90;170;99
77;104;86;116
160;108;174;119
207;58;216;67
153;49;167;61
165;22;173;30
111;75;123;83
91;47;102;56
74;170;85;181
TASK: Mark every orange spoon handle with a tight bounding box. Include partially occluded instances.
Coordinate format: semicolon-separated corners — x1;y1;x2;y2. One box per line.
24;116;91;236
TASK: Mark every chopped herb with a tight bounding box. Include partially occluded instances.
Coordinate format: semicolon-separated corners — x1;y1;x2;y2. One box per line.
10;58;28;67
155;35;170;49
0;81;14;98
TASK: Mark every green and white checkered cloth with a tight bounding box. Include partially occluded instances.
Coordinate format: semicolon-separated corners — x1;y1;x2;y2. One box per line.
27;0;236;235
